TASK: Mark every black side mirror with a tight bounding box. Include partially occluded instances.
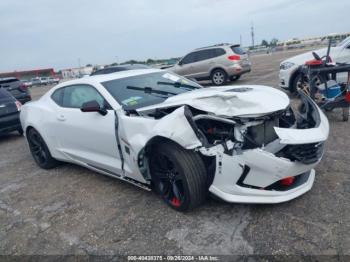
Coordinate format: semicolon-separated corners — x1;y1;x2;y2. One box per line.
81;100;107;116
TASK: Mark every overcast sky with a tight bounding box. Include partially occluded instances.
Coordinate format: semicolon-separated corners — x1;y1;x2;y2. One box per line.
1;0;349;72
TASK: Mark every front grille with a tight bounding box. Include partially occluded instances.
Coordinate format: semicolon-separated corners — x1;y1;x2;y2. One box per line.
277;142;324;164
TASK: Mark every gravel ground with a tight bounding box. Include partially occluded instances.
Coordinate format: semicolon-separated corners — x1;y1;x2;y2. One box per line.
0;49;349;258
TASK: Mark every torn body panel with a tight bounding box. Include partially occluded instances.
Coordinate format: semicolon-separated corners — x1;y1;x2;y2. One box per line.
274;91;329;144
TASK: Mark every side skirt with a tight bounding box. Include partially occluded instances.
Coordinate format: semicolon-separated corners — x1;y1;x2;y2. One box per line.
87;163;151;191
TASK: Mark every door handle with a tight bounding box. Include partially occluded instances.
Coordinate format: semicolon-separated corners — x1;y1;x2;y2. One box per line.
57;114;66;121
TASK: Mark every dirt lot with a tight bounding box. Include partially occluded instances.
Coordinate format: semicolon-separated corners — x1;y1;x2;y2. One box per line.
1;50;349;257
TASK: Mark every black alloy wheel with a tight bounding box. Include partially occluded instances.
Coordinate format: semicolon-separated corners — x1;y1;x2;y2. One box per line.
27;128;59;169
151;153;185;208
149;141;207;211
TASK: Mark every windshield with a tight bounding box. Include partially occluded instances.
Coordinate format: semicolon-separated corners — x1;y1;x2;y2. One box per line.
337;37;350;47
102;72;202;110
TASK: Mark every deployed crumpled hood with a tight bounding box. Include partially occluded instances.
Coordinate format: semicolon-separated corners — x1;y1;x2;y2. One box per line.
137;85;290;117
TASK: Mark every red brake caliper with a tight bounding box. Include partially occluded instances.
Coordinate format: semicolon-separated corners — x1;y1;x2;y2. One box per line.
171;197;181;207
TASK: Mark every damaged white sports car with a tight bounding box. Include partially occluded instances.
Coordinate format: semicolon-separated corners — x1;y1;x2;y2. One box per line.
20;69;329;211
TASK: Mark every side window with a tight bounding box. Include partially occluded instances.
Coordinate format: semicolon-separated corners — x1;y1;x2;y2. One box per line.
196;49;224;61
61;85;105;108
181;52;197;65
213;48;226;57
51;89;63;106
196;50;211;61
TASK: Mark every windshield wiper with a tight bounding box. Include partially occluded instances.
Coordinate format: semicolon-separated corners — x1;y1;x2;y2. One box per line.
157;81;200;90
126;85;177;97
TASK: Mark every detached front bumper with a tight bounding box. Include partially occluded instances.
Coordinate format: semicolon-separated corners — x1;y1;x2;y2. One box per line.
208;92;329;204
209;150;317;204
210;170;315;204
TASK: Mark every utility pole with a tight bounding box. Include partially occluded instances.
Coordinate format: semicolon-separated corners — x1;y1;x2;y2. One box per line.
251;22;255;48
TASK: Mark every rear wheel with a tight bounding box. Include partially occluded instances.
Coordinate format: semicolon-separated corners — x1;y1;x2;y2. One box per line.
27;128;59;169
211;69;227;86
149;141;208;211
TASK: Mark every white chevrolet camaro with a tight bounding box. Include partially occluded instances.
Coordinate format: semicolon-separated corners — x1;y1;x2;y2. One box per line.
20;69;329;211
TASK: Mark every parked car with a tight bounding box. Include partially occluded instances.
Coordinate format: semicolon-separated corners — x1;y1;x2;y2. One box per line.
31;77;41;86
0;88;22;135
41;77;49;85
48;77;60;85
21;79;32;88
169;44;251;85
90;64;151;76
0;77;31;104
21;69;329;211
31;77;49;86
280;37;350;92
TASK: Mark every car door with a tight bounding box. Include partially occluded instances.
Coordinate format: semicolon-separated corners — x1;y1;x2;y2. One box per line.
191;49;215;78
172;52;198;78
175;50;215;79
51;84;123;175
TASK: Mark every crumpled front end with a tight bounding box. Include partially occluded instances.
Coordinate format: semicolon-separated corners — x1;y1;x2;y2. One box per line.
191;91;329;203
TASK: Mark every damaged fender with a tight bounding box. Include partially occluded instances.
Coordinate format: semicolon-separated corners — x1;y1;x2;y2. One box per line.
118;106;202;182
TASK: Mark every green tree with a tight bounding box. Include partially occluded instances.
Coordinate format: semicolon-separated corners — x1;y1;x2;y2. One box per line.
146;58;155;64
261;40;269;47
270;38;279;47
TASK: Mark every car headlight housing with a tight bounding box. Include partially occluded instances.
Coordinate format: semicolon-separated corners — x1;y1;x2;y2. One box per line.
280;62;296;70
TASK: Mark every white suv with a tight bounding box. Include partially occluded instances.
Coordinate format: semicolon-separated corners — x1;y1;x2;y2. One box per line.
169;44;251;85
279;37;350;92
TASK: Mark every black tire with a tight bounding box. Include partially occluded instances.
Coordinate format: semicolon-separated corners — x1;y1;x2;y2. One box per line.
27;128;59;169
231;75;241;81
342;107;349;122
211;69;227;86
290;73;302;94
149;141;208;211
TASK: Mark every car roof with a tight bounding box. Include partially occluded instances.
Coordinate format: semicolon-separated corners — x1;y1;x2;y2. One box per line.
56;68;163;88
195;43;239;51
0;77;18;81
109;64;150;69
91;64;151;74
